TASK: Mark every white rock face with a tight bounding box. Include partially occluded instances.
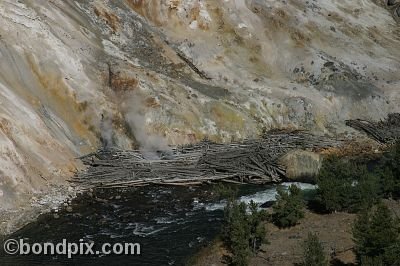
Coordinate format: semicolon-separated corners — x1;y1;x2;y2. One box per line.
0;0;399;227
0;0;104;211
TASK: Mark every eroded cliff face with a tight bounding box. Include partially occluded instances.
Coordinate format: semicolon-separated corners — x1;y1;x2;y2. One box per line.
0;0;399;226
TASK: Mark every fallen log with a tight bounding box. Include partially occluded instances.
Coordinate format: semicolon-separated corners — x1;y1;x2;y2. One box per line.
346;113;400;144
72;130;343;189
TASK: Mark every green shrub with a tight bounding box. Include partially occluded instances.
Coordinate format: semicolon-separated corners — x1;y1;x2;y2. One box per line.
302;233;328;266
272;185;305;228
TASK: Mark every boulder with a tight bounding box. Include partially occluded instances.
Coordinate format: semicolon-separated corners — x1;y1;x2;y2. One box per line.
279;150;322;182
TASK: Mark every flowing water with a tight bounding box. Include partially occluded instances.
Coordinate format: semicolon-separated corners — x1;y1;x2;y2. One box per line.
0;183;315;266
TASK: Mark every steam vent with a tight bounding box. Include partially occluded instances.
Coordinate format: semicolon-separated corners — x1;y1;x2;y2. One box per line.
1;1;400;265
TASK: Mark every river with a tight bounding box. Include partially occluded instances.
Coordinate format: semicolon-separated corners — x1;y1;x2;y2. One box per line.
0;183;315;266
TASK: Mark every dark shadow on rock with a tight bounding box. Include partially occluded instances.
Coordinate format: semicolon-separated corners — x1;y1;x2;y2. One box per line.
260;200;275;208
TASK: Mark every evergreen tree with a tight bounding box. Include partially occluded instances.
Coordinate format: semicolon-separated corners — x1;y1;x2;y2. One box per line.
316;156;351;212
352;202;400;264
272;185;305;228
302;233;328;266
359;255;384;266
222;199;268;266
316;156;380;212
381;240;400;266
352;171;380;211
376;166;397;198
388;141;400;197
375;140;400;199
393;141;400;173
222;200;250;266
248;200;268;252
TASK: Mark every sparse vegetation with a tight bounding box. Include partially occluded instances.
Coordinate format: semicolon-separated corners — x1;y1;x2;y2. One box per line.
215;142;400;265
272;185;305;228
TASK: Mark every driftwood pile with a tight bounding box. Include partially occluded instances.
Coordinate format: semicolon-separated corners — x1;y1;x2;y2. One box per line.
73;131;342;189
346;113;400;144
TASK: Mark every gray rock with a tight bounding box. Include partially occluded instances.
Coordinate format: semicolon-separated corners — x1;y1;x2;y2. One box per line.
279;150;322;181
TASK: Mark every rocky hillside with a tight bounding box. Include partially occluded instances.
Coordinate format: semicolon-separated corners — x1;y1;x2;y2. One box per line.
0;0;399;215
